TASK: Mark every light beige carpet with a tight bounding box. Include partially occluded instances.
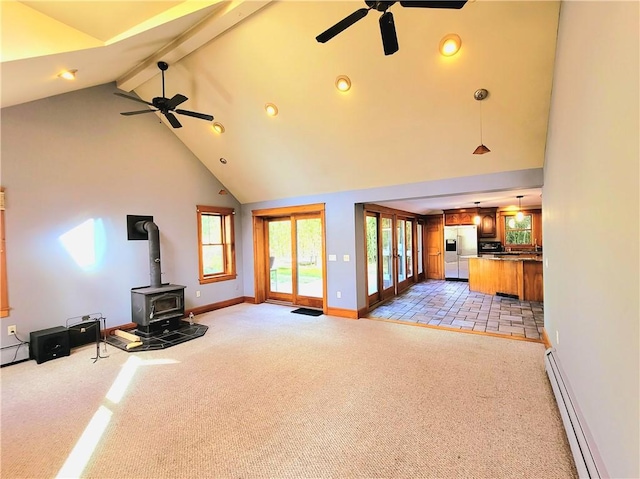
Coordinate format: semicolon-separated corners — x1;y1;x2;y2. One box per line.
0;302;576;478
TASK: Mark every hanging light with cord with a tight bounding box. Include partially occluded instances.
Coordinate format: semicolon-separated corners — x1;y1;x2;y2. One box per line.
473;202;481;225
515;195;524;222
472;88;490;155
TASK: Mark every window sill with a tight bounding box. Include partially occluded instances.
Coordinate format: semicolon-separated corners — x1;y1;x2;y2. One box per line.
199;274;237;285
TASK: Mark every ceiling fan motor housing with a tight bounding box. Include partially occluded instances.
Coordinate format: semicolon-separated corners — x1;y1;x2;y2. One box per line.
366;1;396;11
152;97;169;112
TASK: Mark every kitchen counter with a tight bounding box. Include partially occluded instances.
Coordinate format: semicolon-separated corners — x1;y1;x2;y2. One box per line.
469;257;543;302
479;256;542;262
480;252;542;259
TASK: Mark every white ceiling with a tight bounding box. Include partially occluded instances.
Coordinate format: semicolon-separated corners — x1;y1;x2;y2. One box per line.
375;187;542;215
1;0;557;213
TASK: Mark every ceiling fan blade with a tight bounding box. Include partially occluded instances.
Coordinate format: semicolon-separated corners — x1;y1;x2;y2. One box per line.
166;94;188;110
120;109;157;116
379;11;399;56
399;1;467;9
316;7;370;43
175;109;214;121
114;92;153;106
165;112;182;129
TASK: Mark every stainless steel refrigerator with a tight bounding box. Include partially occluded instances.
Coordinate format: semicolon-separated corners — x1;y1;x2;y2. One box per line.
444;225;478;280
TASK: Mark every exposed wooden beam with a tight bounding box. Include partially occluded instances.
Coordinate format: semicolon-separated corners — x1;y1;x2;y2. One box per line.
116;0;272;92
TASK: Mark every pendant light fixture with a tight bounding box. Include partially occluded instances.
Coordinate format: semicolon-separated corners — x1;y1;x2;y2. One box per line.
473;201;481;225
473;88;490;155
515;195;524;222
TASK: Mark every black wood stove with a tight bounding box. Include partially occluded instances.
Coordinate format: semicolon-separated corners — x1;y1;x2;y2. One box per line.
128;215;185;337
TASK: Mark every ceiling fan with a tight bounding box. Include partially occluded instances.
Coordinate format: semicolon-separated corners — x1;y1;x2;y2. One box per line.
316;1;467;56
114;61;213;129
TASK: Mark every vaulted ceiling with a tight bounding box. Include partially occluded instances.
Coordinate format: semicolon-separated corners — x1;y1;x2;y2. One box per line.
1;0;559;212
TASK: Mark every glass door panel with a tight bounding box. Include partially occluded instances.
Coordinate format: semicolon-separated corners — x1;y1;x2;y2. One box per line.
397;219;406;283
381;216;394;293
268;219;292;295
406;220;413;279
366;214;379;297
417;223;423;276
296;217;323;299
266;214;324;308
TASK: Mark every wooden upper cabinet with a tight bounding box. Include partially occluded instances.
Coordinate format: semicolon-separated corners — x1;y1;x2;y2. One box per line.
444;212;460;226
444;209;475;226
459;212;474;225
478;208;497;238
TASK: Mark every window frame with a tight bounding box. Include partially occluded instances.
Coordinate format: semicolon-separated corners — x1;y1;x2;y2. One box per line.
503;214;533;246
1;187;9;317
197;205;236;284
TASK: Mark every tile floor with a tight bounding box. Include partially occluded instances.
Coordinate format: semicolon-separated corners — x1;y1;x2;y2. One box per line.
366;279;545;341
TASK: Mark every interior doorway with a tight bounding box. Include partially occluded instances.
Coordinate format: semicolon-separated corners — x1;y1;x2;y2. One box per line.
252;204;326;310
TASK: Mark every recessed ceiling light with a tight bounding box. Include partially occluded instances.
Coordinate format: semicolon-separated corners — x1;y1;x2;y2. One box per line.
335;75;351;92
58;69;78;80
439;34;461;57
265;103;278;117
219;158;227;164
212;122;225;134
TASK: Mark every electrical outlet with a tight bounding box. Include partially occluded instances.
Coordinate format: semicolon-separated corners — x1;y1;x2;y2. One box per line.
196;290;201;298
8;325;16;335
336;291;341;298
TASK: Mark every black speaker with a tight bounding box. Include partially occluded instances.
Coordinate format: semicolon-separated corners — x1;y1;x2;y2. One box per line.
29;326;70;364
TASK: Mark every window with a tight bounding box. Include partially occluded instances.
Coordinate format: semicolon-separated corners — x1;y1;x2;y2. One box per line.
197;205;236;284
504;214;532;245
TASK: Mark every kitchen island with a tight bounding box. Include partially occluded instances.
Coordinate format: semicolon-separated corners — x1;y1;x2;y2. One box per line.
468;256;543;302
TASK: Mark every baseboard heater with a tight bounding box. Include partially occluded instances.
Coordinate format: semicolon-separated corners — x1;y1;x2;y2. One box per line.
544;348;602;478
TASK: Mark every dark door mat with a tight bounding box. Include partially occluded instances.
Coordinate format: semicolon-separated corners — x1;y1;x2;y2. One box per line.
105;322;208;352
291;308;323;317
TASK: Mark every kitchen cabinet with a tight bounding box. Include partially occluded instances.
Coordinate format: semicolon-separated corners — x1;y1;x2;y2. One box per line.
478;208;497;238
444;209;475;226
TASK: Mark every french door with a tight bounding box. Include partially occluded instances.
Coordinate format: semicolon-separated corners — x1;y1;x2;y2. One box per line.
365;210;417;306
266;214;324;309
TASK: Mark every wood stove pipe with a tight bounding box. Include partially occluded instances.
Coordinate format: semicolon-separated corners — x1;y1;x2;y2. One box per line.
135;220;162;288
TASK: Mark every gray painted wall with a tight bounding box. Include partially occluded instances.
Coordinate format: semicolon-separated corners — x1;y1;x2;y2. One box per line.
0;83;242;365
543;1;639;476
